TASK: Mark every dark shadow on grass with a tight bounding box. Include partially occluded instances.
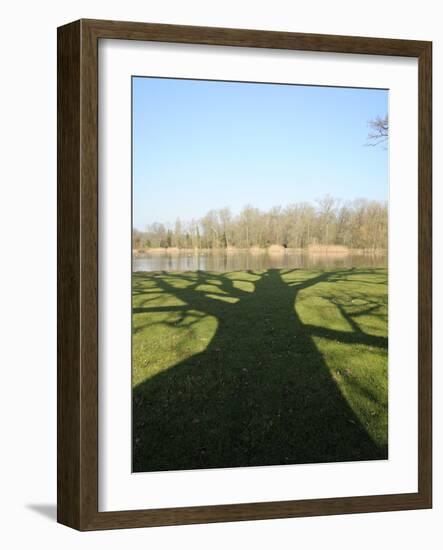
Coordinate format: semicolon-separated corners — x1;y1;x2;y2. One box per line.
132;268;387;472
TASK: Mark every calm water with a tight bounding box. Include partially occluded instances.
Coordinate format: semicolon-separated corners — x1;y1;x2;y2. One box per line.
133;250;387;272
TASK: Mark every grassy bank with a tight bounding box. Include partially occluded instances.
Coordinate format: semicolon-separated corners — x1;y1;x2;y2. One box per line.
132;268;388;472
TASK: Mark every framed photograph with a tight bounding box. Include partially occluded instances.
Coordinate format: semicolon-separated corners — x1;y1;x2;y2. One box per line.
57;19;432;530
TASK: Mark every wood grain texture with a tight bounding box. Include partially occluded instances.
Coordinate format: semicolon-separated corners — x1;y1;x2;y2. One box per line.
84;18;428;56
417;42;432;507
79;18;99;528
57;19;432;531
57;20;81;528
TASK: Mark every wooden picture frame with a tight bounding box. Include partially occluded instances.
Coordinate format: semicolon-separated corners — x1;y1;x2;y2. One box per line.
57;18;432;530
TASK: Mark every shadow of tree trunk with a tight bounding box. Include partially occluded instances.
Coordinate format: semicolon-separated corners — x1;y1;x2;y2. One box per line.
133;268;386;472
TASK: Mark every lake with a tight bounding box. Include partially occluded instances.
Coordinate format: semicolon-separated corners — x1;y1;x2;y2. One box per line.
133;249;387;272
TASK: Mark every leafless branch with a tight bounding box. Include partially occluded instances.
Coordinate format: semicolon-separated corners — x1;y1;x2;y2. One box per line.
365;115;389;148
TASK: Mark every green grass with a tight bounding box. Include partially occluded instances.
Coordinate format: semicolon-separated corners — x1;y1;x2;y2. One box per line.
132;268;388;472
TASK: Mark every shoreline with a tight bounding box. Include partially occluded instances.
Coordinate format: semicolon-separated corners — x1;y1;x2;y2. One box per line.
133;245;387;257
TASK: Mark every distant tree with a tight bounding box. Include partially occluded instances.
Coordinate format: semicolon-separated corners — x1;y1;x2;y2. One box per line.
316;195;338;245
133;195;388;251
201;210;220;249
174;218;182;248
219;207;232;248
367;115;389;147
166;229;173;248
133;228;142;248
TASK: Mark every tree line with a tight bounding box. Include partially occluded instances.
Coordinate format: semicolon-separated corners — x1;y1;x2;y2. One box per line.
133;196;388;251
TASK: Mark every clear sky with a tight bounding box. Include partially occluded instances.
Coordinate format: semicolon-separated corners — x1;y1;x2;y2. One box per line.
133;76;388;229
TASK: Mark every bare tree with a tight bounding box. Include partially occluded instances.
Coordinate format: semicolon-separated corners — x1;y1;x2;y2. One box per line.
316;195;337;245
219;207;232;248
134;195;388;251
367;115;389;147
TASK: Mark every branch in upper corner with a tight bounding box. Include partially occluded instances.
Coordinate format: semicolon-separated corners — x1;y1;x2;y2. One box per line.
365;115;389;148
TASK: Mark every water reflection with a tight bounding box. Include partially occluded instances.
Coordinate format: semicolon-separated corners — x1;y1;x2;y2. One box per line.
133;249;387;272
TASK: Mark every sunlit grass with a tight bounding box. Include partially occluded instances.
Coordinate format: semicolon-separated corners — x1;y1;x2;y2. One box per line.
132;268;388;472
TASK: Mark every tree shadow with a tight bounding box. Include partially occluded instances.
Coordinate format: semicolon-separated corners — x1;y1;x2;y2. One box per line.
132;268;387;472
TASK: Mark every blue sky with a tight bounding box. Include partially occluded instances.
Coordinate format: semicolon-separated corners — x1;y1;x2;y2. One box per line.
133;77;388;229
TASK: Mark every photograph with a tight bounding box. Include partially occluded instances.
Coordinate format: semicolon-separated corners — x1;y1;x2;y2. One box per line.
131;76;389;473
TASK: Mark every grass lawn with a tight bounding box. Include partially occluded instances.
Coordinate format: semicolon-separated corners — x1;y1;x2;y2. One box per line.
132;268;388;472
